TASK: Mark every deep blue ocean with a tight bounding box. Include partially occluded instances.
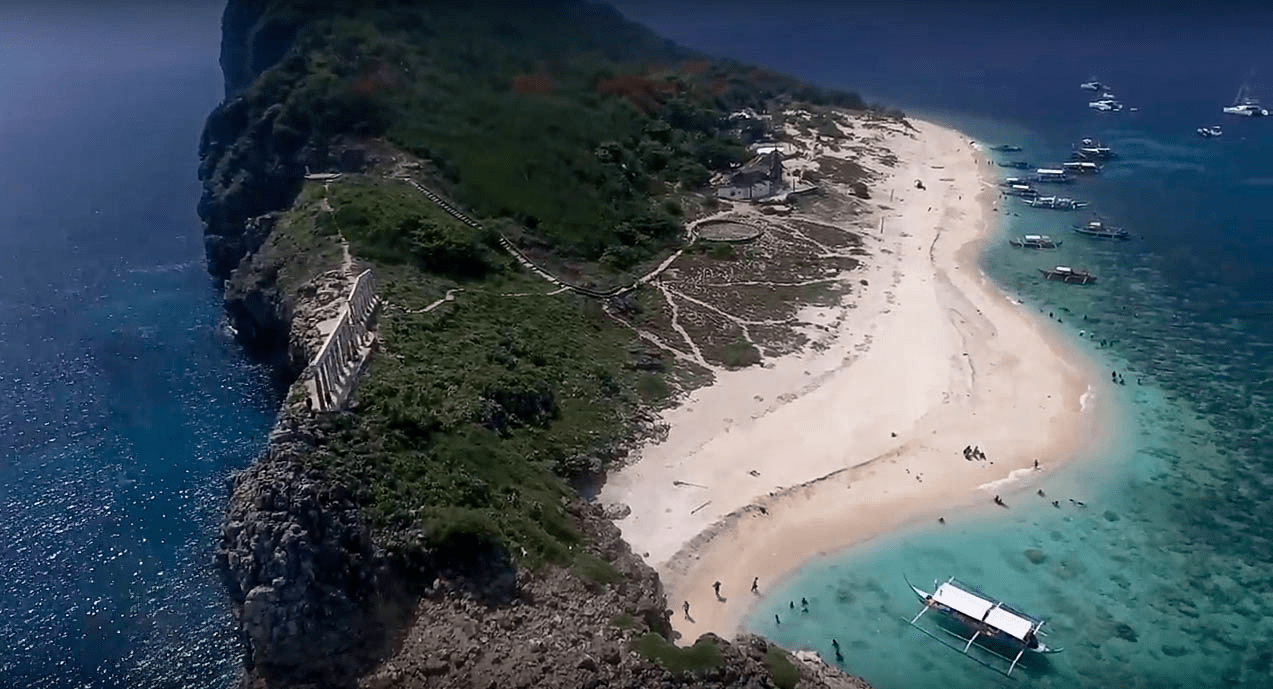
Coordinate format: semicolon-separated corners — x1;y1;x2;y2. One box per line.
0;5;275;688
4;2;1273;688
619;2;1273;687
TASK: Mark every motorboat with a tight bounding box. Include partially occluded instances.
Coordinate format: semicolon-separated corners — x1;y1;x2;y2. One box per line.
1072;218;1129;240
1026;196;1087;210
1089;99;1124;112
1062;161;1101;175
1039;266;1098;284
1080;77;1105;91
1009;234;1062;248
1197;125;1224;138
1073;139;1116;159
1031;168;1072;184
906;577;1062;677
1223;81;1269;117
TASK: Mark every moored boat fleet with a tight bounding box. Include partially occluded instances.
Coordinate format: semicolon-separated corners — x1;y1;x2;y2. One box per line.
991;130;1130;285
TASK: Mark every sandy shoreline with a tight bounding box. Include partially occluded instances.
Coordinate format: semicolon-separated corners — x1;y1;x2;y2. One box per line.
599;117;1105;641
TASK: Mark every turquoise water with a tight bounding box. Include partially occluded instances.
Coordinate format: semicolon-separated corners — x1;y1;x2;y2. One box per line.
613;5;1273;686
740;117;1273;688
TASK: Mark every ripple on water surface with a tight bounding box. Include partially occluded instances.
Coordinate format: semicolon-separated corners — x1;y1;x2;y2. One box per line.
0;266;275;688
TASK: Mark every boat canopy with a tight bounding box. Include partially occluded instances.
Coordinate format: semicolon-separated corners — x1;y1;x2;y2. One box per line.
1024;234;1043;240
931;581;1039;642
1055;266;1071;272
1036;168;1065;175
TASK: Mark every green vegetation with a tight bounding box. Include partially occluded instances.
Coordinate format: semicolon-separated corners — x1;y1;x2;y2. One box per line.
237;0;875;570
765;647;801;689
633;633;723;674
571;552;623;586
610;612;639;631
238;0;865;267
327;177;503;278
722;340;763;368
267;181;344;295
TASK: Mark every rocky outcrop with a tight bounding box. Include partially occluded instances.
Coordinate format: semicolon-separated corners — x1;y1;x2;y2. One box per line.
217;437;400;686
357;502;870;689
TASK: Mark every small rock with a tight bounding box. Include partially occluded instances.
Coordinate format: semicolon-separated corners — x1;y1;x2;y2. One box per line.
1024;549;1047;565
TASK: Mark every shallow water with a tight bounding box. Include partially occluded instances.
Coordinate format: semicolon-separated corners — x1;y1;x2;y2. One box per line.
610;5;1273;687
741;108;1273;689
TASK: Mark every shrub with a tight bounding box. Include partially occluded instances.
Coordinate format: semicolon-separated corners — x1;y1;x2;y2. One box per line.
633;633;723;674
765;647;801;689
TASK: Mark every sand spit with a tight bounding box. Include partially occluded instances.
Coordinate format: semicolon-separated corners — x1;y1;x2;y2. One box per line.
600;116;1101;640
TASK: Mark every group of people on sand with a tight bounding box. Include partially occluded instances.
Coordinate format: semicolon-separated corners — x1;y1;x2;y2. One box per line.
962;445;987;461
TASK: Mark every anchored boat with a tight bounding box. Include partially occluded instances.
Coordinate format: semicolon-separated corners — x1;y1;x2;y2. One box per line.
1080;77;1105;91
1062;161;1101;175
989;144;1024;152
1197;125;1224;138
1031;168;1072;184
1040;266;1097;284
997;160;1031;169
1223;81;1269;117
1073;218;1129;240
1073;139;1117;160
1009;234;1062;248
1089;99;1124;112
1026;196;1087;211
906;577;1061;677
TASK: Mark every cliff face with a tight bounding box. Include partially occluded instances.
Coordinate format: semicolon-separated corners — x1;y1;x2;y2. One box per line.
201;2;876;688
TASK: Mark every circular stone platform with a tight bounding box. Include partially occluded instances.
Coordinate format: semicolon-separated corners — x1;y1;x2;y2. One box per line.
696;219;763;242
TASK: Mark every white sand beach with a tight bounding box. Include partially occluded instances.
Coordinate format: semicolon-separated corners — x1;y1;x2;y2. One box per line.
599;117;1102;641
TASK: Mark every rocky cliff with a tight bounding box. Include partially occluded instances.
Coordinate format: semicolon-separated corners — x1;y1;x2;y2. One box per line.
201;2;876;687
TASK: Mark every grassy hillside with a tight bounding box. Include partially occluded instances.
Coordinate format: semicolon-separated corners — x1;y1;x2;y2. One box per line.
229;0;870;565
241;0;863;265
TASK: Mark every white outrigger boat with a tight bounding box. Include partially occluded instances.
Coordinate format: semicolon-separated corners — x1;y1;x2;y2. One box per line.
906;577;1062;677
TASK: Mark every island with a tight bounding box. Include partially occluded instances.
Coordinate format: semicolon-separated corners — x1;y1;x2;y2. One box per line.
197;1;1095;687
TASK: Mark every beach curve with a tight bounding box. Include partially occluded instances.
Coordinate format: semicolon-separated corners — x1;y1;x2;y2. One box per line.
599;117;1105;642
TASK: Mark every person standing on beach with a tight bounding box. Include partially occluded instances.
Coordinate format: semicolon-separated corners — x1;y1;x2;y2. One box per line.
713;581;721;598
752;577;759;593
683;601;690;618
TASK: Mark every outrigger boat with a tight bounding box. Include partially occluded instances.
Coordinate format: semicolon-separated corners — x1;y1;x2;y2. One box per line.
1001;183;1038;198
989;144;1024;152
997;160;1031;169
1080;77;1105;91
1073;139;1116;160
1197;125;1223;138
906;577;1061;678
1062;161;1101;175
1040;266;1097;284
1031;168;1072;184
1025;196;1087;210
1009;234;1062;248
1073;218;1129;240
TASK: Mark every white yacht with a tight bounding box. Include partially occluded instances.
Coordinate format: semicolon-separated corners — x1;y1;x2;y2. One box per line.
1089;99;1123;112
1223;83;1269;117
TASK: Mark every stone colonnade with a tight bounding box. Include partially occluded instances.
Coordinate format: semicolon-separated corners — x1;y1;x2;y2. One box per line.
311;269;378;411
